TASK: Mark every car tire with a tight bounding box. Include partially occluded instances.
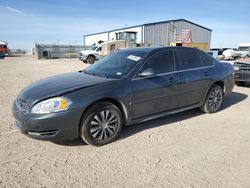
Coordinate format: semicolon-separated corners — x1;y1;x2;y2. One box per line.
86;56;95;64
235;81;246;86
80;101;123;146
200;84;224;113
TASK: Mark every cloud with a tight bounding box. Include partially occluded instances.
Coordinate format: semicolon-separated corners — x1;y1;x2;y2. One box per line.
0;5;27;16
0;12;137;49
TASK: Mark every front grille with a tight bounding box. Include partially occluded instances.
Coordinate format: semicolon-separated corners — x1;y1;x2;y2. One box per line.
235;62;250;72
240;64;250;71
235;73;250;80
27;130;59;137
18;98;30;111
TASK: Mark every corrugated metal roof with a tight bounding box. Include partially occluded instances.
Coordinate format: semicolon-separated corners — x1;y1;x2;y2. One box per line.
144;19;212;31
84;19;212;37
84;24;143;37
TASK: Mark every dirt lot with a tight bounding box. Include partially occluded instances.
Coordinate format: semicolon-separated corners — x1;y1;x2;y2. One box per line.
0;56;250;188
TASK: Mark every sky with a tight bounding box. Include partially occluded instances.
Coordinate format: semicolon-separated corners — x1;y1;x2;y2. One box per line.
0;0;249;50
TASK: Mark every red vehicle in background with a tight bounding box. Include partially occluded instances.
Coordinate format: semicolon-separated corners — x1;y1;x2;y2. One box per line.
0;40;8;57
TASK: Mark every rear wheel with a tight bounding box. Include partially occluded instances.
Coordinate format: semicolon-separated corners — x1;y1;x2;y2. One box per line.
80;101;123;146
235;81;246;86
201;84;223;113
86;56;95;64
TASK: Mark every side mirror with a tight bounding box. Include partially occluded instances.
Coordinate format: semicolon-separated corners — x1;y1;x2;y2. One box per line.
138;68;155;77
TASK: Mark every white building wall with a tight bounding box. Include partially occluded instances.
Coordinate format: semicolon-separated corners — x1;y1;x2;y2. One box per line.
109;26;143;44
84;26;143;45
84;33;109;46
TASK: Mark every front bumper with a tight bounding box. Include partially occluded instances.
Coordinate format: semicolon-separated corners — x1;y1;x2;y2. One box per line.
234;72;250;82
79;55;87;62
12;99;82;141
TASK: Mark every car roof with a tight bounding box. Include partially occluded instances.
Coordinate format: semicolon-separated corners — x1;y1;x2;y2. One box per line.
120;46;200;54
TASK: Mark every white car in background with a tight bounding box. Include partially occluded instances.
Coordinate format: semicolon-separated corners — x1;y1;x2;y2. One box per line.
223;49;238;60
236;43;250;58
79;45;103;64
208;48;227;60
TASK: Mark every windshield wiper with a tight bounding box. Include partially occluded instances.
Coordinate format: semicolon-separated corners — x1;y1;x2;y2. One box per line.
96;73;109;78
90;72;108;78
83;70;111;78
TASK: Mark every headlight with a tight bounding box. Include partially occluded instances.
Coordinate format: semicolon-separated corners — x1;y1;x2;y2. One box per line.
233;65;240;71
31;97;71;114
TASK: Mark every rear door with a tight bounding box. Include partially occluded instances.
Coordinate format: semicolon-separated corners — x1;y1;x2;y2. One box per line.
130;50;181;119
173;49;213;107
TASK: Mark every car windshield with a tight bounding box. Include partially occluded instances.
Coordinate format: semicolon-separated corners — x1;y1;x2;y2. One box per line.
91;46;98;50
238;47;250;51
218;50;223;55
0;45;7;48
84;50;148;78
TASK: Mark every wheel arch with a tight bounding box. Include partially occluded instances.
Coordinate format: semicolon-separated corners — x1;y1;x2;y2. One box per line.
212;81;225;94
79;97;129;130
202;80;225;105
200;81;225;113
87;54;96;59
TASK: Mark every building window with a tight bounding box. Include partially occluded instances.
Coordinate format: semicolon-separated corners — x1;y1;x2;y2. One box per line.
116;32;137;42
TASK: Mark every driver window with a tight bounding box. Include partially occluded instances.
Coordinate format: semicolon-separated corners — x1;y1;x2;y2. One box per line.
142;51;174;75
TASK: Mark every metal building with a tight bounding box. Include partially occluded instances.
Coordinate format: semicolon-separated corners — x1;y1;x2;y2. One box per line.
84;19;212;50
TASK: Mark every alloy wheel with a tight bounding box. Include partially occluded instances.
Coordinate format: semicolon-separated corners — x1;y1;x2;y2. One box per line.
87;57;95;64
208;87;223;111
90;110;118;141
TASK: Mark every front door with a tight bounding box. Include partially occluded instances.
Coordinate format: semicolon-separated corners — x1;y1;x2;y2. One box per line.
129;50;181;119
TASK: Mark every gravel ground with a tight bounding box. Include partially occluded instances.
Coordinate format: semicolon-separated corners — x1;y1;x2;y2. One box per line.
0;56;250;188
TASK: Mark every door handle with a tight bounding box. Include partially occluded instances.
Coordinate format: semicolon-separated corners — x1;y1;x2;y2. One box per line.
204;71;211;76
169;77;177;84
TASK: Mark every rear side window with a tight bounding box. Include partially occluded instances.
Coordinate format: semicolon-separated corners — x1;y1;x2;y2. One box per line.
174;49;203;71
143;51;174;75
199;52;215;66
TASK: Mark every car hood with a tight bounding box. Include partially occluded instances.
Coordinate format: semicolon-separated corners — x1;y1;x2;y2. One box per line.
236;51;249;54
18;71;111;106
80;50;97;55
234;61;250;65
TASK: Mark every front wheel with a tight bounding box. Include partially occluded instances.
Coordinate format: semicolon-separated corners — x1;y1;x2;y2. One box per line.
80;102;123;146
201;85;224;113
86;56;95;64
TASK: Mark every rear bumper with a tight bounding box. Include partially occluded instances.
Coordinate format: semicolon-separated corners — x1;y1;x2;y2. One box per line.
224;74;235;95
12;99;82;141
